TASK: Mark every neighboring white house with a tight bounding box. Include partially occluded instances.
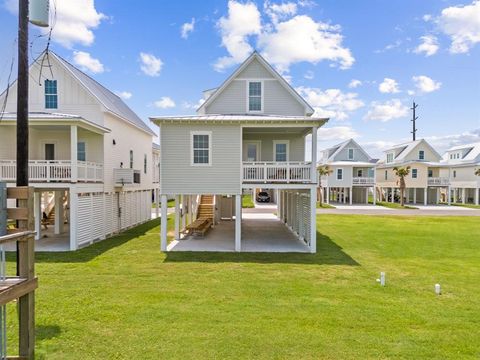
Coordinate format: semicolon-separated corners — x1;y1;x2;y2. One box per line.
318;139;377;205
0;51;158;250
439;142;480;205
151;52;328;253
375;139;448;205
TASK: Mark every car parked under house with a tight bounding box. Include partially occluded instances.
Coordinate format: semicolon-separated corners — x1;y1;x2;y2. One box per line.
151;52;328;253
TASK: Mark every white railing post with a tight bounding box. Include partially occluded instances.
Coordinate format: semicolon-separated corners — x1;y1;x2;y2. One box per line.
70;125;78;183
311;126;317;184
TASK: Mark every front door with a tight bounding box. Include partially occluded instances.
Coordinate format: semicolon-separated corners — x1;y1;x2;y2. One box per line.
245;142;260;161
45;143;55;160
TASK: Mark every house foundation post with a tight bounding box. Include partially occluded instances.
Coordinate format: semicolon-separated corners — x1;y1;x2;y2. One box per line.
235;194;241;252
391;188;394;203
413;188;417;204
447;186;451;205
54;190;64;235
349;187;353;205
475;188;479;206
174;195;180;240
424;188;428;206
365;187;369;204
160;195;168;251
326;186;330;204
69;190;78;251
461;188;466;204
155;188;160;218
310;186;316;253
34;191;41;240
373;186;377;205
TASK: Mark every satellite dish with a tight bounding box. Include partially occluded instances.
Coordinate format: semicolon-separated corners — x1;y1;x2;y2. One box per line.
29;0;50;28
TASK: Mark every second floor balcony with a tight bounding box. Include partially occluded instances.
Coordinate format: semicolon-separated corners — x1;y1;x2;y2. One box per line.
428;177;450;186
352;177;375;185
114;168;141;185
0;160;103;183
242;161;313;183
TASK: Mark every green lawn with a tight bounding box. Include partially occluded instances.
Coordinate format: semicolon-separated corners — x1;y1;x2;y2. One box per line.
5;215;480;359
451;203;480;210
152;199;176;208
376;201;418;209
317;202;335;208
242;194;255;208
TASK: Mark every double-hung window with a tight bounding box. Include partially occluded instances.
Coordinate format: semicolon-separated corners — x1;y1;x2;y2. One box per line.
387;153;394;163
191;132;211;165
384;170;388;180
412;169;418;178
248;81;262;112
428;169;433;178
77;142;86;161
129;150;134;169
274;141;288;162
348;148;354;160
337;168;343;180
419;150;425;160
45;79;58;109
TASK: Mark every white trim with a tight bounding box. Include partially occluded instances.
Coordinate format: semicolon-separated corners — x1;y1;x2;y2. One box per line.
190;131;212;166
243;140;262;161
246;80;264;113
273;140;290;162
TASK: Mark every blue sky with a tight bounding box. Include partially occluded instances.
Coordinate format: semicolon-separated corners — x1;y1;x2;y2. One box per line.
0;0;479;156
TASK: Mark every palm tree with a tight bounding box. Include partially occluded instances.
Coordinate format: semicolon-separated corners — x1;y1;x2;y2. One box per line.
393;166;411;206
475;168;480;177
317;165;333;205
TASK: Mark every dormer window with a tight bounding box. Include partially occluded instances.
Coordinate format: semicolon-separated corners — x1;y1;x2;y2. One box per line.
386;153;394;163
45;79;58;109
348;148;354;160
248;81;262;112
419;150;425;160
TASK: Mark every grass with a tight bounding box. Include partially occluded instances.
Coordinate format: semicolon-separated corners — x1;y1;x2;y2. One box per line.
151;199;176;208
376;201;418;209
451;203;480;210
317;202;335;208
242;194;255;208
4;214;480;359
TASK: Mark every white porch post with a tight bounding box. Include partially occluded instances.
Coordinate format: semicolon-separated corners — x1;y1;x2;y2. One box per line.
70;125;78;183
373;186;377;205
174;195;180;240
436;188;440;204
447;186;451;205
310;186;316;253
181;195;186;230
413;188;417;204
391;188;394;203
349;187;353;205
475;188;479;206
365;187;369;204
69;190;78;251
34;191;41;240
424;187;428;206
461;188;466;204
311;126;318;184
453;188;457;203
235;194;241;252
343;188;346;204
54;190;64;234
326;186;330;204
160;194;168;251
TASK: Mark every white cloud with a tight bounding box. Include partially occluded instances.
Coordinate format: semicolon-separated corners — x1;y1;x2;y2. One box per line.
139;52;163;77
182;98;206;111
361;140;398;158
181;18;195;39
317;126;359;141
348;79;362;88
378;78;400;94
412;75;441;93
296;86;364;121
425;128;480;153
437;0;480;54
214;1;354;73
304;70;314;80
72;51;104;74
3;0;17;13
423;14;432;22
154;97;176;109
374;40;402;53
214;1;262;72
364;99;408;122
414;35;439;56
115;91;132;100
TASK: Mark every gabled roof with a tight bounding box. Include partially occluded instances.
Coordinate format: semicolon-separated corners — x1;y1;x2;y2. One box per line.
321;138;372;162
442;142;480;163
197;51;315;116
48;51;155;136
382;139;441;163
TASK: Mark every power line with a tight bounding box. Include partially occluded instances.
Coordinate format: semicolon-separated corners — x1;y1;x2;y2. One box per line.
411;101;418;141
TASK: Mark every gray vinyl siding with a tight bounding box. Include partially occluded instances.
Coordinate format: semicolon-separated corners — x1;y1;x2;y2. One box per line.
263;80;305;116
242;133;305;161
160;123;241;195
205;80;246;114
236;58;274;79
334;141;370;162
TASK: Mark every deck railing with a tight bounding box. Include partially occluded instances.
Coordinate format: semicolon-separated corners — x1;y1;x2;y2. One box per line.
352;177;375;185
0;160;103;182
242;161;312;183
113;168;141;185
428;177;450;186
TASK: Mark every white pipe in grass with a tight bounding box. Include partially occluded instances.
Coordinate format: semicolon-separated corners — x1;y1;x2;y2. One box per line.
376;272;386;286
435;283;441;295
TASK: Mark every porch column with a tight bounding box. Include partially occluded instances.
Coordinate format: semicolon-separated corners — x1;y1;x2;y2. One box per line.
461;188;466;204
54;190;64;235
310;186;317;253
160;194;168;251
69;190;78;251
447;186;451;205
34;191;41;240
70;125;78;183
475;188;479;206
235;194;241;252
326;186;330;204
391;188;394;203
365;187;369;204
436;188;440;204
349;187;353;205
453;188;457;203
343;188;346;204
373;187;377;205
424;188;428;206
311;126;318;184
174;195;180;240
413;188;417;204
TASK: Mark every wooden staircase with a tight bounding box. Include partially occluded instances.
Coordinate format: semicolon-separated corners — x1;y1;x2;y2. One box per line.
197;195;214;221
47;207;55;224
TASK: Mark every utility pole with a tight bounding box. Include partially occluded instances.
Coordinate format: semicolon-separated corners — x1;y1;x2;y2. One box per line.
17;0;29;187
411;101;418;141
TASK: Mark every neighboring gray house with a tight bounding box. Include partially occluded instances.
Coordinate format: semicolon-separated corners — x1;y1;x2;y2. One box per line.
151;52;328;253
318;139;377;205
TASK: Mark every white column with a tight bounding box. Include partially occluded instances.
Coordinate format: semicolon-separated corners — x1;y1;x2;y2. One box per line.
310;186;317;253
462;188;466;204
475;188;479;206
155;189;160;218
365;187;369;204
160;195;168;251
69;190;78;250
391;188;395;203
326;187;330;204
54;190;63;234
174;195;180;240
453;188;457;203
311;126;318;184
181;195;186;230
349;187;353;205
436;188;440;204
34;191;41;240
373;187;377;205
70;125;78;183
235;194;241;252
424;188;428;206
413;188;417;204
343;188;346;204
447;186;451;205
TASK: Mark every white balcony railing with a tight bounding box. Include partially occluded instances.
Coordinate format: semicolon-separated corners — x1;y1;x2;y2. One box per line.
114;168;141;185
242;161;312;183
428;177;450;186
352;177;375;185
0;160;103;183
